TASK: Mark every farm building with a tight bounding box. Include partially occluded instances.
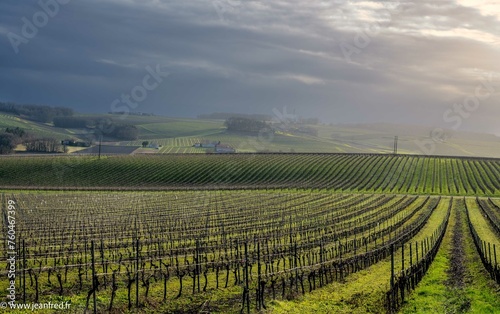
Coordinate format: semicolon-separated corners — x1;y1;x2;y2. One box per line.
61;139;91;147
215;144;235;153
193;140;220;148
193;140;235;153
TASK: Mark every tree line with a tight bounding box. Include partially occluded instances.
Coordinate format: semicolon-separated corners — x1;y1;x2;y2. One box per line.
200;112;272;121
0;102;139;141
52;117;139;140
0;127;61;154
224;117;273;134
224;116;317;136
0;101;73;123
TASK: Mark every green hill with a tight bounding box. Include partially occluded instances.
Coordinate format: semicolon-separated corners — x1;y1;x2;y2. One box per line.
1;154;499;196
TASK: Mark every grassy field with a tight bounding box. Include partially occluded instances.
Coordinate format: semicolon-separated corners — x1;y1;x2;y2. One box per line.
400;200;500;314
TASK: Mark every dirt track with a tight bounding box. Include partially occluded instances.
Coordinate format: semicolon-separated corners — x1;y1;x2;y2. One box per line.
447;207;466;288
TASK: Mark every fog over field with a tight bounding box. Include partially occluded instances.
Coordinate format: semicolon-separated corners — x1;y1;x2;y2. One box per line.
1;0;499;135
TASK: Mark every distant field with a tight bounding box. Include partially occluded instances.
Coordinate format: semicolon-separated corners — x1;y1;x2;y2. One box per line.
75;145;140;155
93;117;500;157
0;113;75;140
1;112;500;156
136;119;224;139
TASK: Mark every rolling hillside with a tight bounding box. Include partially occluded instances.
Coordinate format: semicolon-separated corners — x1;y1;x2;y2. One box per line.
1;154;499;196
1;112;499;157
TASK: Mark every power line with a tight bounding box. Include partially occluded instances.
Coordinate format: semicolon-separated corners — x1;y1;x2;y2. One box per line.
394;136;398;155
98;135;102;159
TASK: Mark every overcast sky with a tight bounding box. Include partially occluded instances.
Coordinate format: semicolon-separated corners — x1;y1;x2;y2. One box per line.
1;0;499;134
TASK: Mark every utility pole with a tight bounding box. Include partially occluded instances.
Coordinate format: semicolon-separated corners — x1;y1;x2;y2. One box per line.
98;135;102;159
393;136;398;155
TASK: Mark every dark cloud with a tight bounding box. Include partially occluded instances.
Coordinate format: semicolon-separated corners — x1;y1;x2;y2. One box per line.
0;0;499;134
